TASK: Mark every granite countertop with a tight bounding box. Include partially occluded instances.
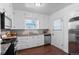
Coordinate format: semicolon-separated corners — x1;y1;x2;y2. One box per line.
17;33;44;36
2;36;17;40
17;32;51;37
1;43;11;55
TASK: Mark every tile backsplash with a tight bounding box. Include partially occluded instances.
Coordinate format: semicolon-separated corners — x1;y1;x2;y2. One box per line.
1;29;49;36
12;29;48;36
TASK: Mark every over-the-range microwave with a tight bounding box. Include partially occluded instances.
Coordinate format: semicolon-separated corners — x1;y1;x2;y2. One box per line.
0;12;12;29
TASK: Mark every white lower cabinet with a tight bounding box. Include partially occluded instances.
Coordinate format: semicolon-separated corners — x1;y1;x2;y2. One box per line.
16;36;28;50
16;35;44;50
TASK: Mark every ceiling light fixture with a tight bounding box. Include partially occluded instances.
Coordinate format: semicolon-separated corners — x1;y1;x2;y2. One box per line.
35;3;41;7
25;3;44;8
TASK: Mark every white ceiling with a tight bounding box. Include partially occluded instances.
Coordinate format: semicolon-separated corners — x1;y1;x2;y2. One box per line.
12;3;72;15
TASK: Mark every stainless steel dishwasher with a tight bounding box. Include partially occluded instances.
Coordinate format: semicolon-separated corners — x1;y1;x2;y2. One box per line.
44;34;51;45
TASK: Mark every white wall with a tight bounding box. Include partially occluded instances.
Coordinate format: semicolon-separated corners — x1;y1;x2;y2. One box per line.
50;4;79;53
12;10;49;29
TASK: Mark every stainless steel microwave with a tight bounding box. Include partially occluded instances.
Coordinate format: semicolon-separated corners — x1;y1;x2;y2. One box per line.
0;12;12;29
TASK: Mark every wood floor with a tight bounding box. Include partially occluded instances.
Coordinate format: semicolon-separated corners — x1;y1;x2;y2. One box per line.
16;44;67;55
69;42;79;55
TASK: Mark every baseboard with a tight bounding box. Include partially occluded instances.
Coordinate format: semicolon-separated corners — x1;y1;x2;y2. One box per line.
51;44;68;55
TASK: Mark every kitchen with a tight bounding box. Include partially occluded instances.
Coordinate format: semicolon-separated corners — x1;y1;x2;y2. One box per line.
0;3;79;55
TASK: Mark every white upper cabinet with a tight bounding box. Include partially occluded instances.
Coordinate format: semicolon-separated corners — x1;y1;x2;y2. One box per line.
0;3;13;19
12;10;49;29
2;3;13;19
0;3;13;29
0;3;4;12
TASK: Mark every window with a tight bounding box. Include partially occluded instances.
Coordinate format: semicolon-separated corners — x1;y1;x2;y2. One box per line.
25;19;39;29
53;19;63;31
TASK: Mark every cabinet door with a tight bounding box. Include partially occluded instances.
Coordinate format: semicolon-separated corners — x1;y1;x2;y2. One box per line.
26;36;36;48
16;36;28;50
0;3;4;12
1;3;13;20
2;4;9;16
36;35;44;46
27;35;44;47
5;17;11;29
13;11;25;29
